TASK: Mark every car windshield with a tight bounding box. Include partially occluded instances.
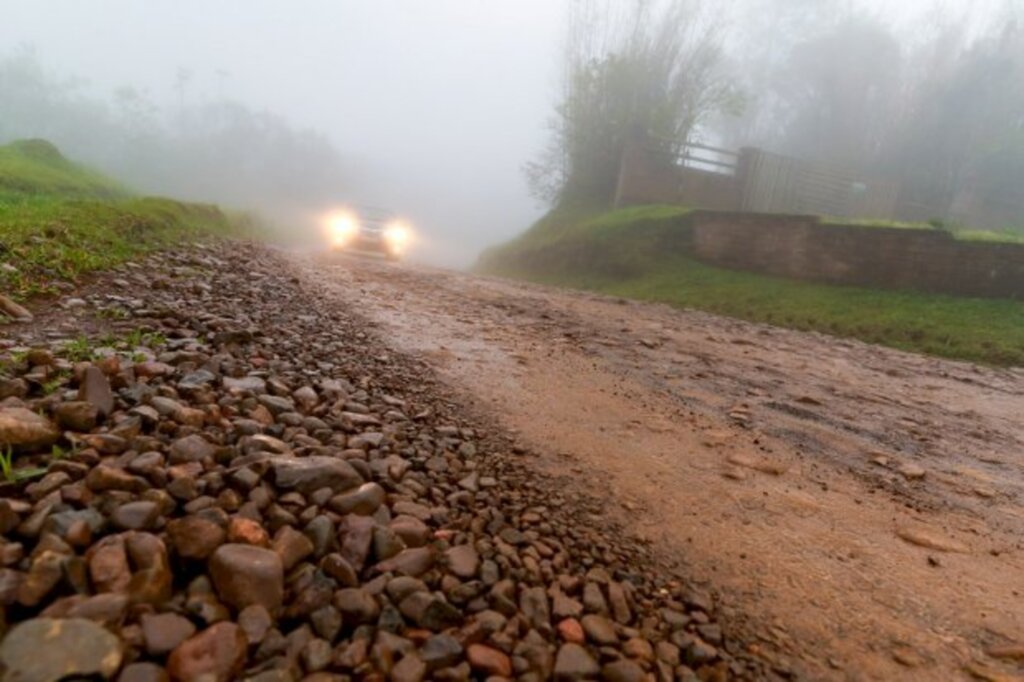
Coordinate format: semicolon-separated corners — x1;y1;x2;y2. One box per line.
354;206;395;223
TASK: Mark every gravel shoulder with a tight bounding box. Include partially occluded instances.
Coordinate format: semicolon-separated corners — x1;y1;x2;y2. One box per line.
0;243;768;681
310;253;1024;682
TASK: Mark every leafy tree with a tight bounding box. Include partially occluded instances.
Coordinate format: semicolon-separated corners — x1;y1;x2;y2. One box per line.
527;0;738;207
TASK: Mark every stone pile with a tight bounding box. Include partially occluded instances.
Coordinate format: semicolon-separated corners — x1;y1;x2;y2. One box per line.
0;244;766;680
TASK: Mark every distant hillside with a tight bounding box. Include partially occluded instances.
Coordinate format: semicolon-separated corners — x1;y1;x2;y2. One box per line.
0;139;126;199
0;139;254;305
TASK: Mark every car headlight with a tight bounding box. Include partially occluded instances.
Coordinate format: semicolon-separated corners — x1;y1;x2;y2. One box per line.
384;222;411;248
328;212;358;246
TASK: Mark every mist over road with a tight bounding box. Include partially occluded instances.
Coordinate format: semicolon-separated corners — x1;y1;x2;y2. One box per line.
306;254;1024;681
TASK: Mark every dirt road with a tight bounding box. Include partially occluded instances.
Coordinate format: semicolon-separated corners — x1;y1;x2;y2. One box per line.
303;253;1024;681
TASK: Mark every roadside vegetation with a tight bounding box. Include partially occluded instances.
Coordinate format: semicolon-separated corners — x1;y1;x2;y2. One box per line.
0;139;260;301
818;215;1024;244
501;3;1024;368
479;206;1024;367
819;216;933;230
953;229;1024;244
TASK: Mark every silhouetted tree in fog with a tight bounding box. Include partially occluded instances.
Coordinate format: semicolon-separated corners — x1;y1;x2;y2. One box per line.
895;16;1024;221
773;17;903;171
0;49;349;221
721;1;1024;226
526;0;738;207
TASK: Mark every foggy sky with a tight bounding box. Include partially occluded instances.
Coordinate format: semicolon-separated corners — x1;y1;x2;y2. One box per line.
1;0;565;266
0;0;995;265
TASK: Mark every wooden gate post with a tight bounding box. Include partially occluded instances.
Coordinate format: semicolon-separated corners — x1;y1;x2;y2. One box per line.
735;147;761;212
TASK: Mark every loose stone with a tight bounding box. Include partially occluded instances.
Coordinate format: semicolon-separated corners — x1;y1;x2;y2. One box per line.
0;617;124;681
208;544;284;613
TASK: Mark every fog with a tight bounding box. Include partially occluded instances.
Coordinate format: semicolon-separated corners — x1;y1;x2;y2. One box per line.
0;0;564;265
1;0;1019;265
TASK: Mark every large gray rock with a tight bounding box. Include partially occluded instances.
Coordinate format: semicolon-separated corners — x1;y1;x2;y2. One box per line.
0;617;123;681
78;366;114;417
223;376;267;393
269;456;362;494
168;434;216;464
178;369;217;390
257;394;294;415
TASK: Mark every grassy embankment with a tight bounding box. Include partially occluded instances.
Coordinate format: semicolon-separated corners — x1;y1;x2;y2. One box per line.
478;205;1024;366
0;139;258;301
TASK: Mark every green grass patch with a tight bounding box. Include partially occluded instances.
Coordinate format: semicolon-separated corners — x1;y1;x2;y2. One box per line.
582;204;693;230
820;216;933;230
0;139;259;301
818;216;1024;244
0;194;248;300
479;204;692;279
557;257;1024;366
480;206;1024;367
953;229;1024;244
488;204;689;253
0;139;125;199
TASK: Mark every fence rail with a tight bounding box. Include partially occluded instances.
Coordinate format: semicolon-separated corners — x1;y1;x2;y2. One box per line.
646;137;739;176
616;131;1024;227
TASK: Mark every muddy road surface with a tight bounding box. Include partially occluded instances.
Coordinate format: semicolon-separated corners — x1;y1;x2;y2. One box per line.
303;253;1024;681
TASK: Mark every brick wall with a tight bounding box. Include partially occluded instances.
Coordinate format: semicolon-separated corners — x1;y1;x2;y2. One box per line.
688;211;1024;300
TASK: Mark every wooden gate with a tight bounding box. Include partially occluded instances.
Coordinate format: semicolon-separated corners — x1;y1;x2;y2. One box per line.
737;148;900;219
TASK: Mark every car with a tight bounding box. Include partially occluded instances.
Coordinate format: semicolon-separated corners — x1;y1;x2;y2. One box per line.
324;206;412;260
